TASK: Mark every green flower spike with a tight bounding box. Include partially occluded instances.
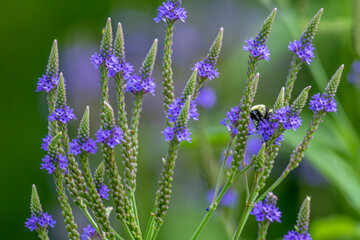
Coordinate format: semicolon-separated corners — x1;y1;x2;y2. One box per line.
77;107;115;240
48;132;80;240
102;102;142;240
99;18;113;112
46;39;59;113
55;73;88;207
295;196;311;234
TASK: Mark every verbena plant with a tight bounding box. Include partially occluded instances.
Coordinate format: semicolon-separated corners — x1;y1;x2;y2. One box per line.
26;1;343;239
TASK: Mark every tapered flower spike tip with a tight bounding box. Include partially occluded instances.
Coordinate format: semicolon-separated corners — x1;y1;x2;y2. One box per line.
325;64;344;97
301;8;323;45
177;95;192;128
183;69;197;100
46;39;59;78
274;87;285;110
291;86;311;114
114;22;125;60
249;73;260;103
254;143;266;173
140;39;158;79
30;184;43;215
78;106;90;138
295;196;311;234
257;8;277;44
206;27;224;66
100;17;113;56
55;73;67;108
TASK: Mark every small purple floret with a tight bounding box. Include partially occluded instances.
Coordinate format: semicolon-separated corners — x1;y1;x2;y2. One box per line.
192;60;220;80
95;126;124;148
25;212;56;232
154;1;187;23
162;126;192;143
48;106;76;124
41;135;52;151
40;154;68;174
283;230;312;240
69;138;97;155
166;97;199;123
36;75;59;93
309;93;337;113
81;225;101;240
125;74;156;96
98;184;110;200
288;39;315;65
243;37;270;61
250;193;282;223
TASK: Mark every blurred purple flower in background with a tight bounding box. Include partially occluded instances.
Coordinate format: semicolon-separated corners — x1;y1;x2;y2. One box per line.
195;87;217;110
207;188;238;208
223;136;262;168
347;60;360;85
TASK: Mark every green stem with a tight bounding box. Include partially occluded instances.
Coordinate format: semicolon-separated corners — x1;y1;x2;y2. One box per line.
131;193;141;228
232;174;260;240
210;136;234;206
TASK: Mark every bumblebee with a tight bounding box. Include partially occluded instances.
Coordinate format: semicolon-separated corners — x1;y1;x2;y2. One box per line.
250;104;272;126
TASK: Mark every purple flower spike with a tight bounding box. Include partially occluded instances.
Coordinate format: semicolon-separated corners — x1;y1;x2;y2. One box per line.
95;126;125;148
243;36;270;61
154;1;187;23
36;74;59;93
48;106;76;124
125;74;156;96
69;138;98;156
192;60;220;80
250;193;282;223
288;39;315;65
98;184;110;200
309;92;337;113
283;230;312;240
90;52;104;69
81;225;101;240
25;212;56;232
166;97;199;123
162;126;192;143
40;154;68;174
195;87;217;110
41;135;52;151
25;214;38;231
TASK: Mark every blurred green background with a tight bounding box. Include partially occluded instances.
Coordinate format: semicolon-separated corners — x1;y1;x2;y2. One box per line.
2;0;360;239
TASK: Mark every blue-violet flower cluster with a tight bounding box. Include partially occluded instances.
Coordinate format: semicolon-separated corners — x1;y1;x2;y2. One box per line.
97;183;110;200
25;212;56;231
41;154;69;174
347;60;360;85
90;53;134;78
36;74;59;93
125;74;156;96
250;193;282;223
192;60;220;80
81;225;102;240
243;36;270;61
309;93;337;113
95;126;125;148
283;230;312;240
288;38;315;65
220;106;256;136
154;1;187;23
69;137;98;155
48;106;76;124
